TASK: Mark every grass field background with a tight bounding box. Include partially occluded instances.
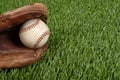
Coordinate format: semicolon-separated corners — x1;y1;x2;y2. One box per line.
0;0;120;80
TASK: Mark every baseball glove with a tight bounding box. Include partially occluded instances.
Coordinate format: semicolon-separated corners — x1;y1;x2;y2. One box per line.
0;3;49;69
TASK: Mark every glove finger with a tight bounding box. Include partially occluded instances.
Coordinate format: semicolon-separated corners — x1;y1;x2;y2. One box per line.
0;3;47;32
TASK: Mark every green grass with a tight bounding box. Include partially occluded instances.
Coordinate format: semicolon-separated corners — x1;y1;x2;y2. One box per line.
0;0;120;80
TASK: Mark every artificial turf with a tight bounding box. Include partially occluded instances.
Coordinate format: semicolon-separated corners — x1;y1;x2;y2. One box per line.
0;0;120;80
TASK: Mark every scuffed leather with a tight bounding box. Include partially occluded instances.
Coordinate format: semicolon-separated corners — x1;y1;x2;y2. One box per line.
0;3;48;69
0;3;47;32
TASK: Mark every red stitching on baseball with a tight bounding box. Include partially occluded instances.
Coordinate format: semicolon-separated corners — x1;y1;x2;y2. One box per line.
34;30;50;48
20;19;39;33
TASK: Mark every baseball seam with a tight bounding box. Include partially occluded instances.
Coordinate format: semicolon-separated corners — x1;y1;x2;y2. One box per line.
19;19;50;48
34;30;50;48
19;19;39;33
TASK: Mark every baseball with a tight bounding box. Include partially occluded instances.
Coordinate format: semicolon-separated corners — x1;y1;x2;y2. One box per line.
19;19;50;49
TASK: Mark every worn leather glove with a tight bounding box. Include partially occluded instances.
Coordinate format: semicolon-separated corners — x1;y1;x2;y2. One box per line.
0;3;48;69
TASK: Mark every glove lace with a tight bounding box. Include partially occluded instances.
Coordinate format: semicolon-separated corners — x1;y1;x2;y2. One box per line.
0;14;11;23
